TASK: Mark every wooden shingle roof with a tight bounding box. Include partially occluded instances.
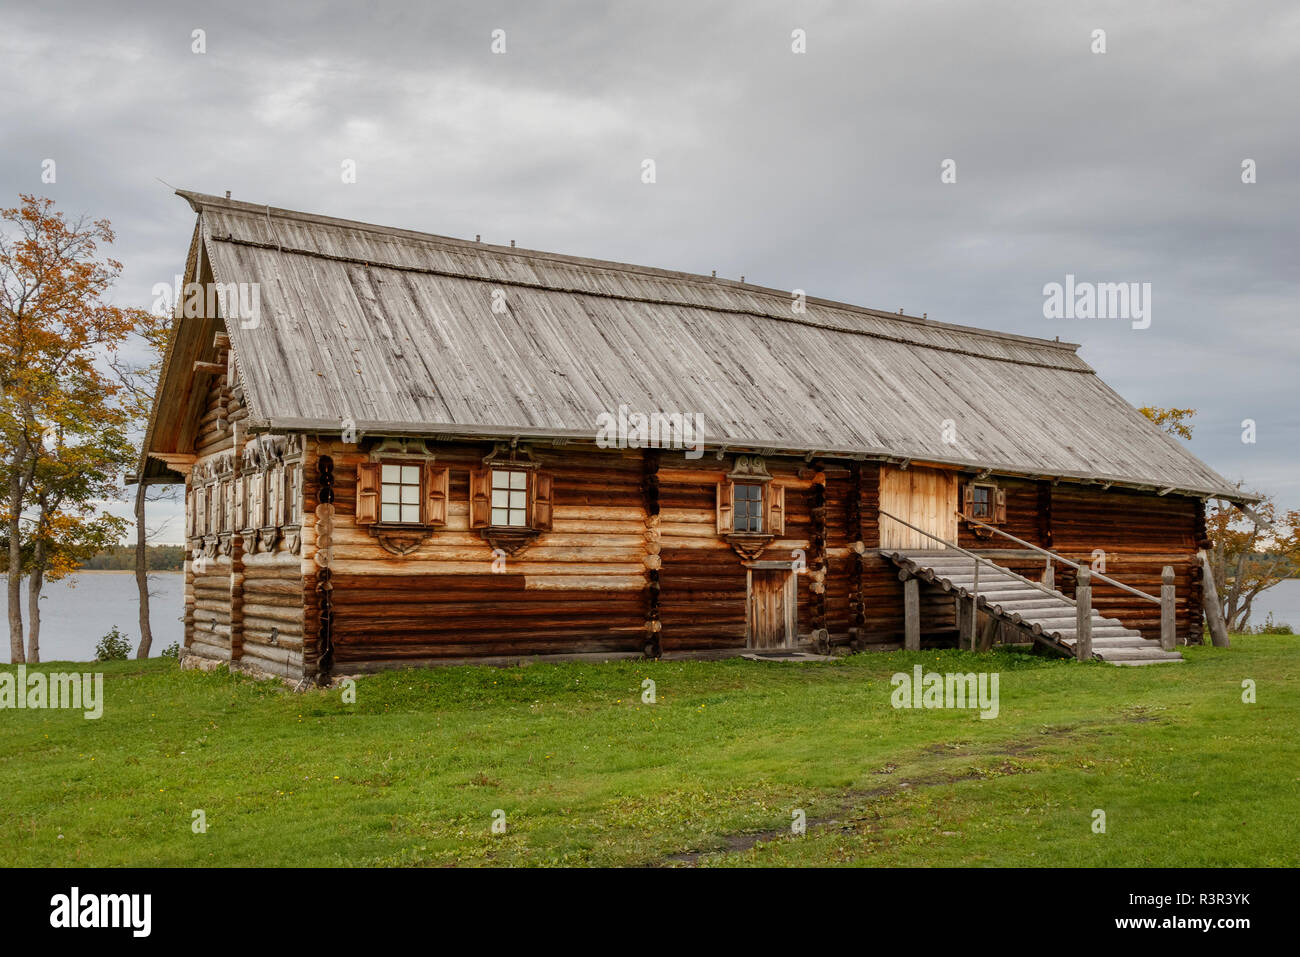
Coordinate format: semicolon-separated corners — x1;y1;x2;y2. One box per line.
153;189;1245;499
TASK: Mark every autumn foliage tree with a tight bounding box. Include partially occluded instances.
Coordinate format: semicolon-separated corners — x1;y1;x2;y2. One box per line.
1141;405;1300;633
1205;494;1300;632
0;195;151;662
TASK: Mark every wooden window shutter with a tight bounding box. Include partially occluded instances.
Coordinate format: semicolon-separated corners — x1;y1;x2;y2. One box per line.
716;479;734;533
356;463;380;525
251;471;265;528
234;475;245;529
195;486;206;536
424;465;450;526
469;468;491;529
271;468;285;527
289;464;301;524
994;487;1007;524
765;483;785;536
186;485;195;537
531;471;554;531
962;484;974;516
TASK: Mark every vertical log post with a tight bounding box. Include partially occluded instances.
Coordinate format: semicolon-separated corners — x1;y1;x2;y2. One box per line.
1199;550;1231;648
1160;565;1177;651
643;451;662;658
969;558;979;651
848;464;865;650
809;463;828;637
903;576;920;651
1075;567;1093;661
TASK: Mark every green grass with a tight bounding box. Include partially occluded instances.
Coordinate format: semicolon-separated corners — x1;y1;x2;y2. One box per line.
1;636;1296;866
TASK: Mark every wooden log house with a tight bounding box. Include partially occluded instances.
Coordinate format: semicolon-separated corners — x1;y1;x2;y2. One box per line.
141;190;1251;679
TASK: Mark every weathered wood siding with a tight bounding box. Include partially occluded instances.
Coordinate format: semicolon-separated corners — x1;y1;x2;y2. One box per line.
183;365;306;679
655;459;813;652
308;440;648;668
181;429;1205;674
1046;486;1202;643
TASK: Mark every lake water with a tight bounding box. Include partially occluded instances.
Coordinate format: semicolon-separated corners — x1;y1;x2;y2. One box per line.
2;572;1298;663
2;572;185;662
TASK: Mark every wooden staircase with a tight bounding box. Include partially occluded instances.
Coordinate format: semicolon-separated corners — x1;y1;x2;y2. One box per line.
884;549;1184;666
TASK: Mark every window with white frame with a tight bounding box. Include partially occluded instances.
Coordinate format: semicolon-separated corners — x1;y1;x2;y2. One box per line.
490;469;529;527
380;463;422;524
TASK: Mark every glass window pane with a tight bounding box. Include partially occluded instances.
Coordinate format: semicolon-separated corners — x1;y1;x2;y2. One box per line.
382;485;400;504
382;464;401;483
401;485;419;504
492;470;509;490
381;503;400;522
402;465;420;485
491;507;508;526
508;510;526;527
492;489;509;507
401;504;420;523
509;490;526;509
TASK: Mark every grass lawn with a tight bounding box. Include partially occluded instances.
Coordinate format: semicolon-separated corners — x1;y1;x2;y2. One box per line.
1;636;1296;867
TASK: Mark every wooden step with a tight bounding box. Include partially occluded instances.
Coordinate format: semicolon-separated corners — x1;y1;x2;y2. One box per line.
1094;647;1184;661
886;551;1183;665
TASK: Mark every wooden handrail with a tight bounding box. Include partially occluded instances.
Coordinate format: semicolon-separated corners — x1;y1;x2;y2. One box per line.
956;513;1161;605
877;509;1074;607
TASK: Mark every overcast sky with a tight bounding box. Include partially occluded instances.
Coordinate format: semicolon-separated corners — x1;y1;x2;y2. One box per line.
3;0;1296;544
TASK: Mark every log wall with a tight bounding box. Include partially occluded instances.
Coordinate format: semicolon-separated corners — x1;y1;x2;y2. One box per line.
183;365;306;679
655;459;813;652
311;440;648;668
179;423;1208;673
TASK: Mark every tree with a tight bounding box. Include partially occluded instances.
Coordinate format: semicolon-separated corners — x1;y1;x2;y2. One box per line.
0;195;145;662
23;425;131;661
1139;405;1196;441
109;308;171;658
1205;493;1300;632
1140;405;1300;633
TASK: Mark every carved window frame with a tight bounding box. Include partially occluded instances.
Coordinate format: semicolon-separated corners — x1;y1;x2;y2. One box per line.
353;439;449;556
962;480;1006;525
716;455;785;560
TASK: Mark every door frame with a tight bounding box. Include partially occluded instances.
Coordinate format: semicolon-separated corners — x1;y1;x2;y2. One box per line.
744;560;799;649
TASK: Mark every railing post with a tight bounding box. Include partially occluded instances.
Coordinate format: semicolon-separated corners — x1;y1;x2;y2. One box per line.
1075;567;1093;661
1160;565;1176;651
1043;558;1054;591
903;577;921;652
969;558;979;650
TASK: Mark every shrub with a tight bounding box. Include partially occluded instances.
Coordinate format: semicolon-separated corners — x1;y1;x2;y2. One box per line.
1251;613;1294;635
160;641;181;660
94;626;132;661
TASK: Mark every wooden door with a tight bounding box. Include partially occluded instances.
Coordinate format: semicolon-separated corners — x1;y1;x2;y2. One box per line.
879;466;959;550
747;568;797;649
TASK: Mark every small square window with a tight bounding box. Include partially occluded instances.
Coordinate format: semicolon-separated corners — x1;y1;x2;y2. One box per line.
968;484;994;520
490;469;530;527
380;462;422;524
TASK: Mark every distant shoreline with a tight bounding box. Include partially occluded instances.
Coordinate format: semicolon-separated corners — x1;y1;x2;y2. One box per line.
0;570;184;578
70;569;185;575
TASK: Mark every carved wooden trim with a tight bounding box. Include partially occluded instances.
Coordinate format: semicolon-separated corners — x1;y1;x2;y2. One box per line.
372;524;433;557
726;454;772;482
256;526;281;553
725;532;775;561
479;526;541;556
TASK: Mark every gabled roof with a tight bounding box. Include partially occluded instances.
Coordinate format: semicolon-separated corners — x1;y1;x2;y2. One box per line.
149;189;1248;500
